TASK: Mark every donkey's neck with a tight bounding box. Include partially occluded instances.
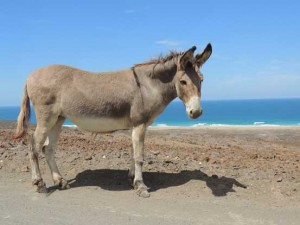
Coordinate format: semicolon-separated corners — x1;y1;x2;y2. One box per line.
134;61;178;104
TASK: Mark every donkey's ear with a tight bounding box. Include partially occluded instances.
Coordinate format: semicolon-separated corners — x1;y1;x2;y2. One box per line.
195;43;212;67
180;46;197;69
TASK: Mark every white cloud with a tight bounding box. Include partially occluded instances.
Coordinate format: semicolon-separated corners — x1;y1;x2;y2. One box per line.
155;40;181;47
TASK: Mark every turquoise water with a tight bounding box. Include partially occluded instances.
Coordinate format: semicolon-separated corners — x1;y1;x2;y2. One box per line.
1;99;300;126
154;98;300;126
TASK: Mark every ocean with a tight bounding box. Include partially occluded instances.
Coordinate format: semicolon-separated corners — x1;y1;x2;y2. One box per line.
0;99;300;127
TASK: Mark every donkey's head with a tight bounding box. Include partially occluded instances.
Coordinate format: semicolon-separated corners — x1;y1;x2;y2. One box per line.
175;44;212;119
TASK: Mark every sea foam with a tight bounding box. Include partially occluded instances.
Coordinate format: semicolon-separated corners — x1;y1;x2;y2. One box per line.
253;122;265;125
63;124;77;128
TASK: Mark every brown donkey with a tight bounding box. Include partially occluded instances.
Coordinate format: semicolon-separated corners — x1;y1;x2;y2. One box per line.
15;44;212;197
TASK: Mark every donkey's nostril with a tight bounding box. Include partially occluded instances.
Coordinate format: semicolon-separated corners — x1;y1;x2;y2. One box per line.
189;109;202;119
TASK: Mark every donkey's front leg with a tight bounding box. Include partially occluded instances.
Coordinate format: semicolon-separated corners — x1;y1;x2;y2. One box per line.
132;124;150;198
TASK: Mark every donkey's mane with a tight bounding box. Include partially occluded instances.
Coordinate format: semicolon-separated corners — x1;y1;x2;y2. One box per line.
134;50;184;67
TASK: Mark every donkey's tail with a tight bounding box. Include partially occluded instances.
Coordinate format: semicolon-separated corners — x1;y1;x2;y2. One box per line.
14;84;31;139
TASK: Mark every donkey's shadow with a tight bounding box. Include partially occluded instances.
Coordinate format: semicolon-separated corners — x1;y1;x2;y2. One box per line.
65;169;247;197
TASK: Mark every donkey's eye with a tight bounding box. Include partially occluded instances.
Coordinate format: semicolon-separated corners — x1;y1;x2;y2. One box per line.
180;80;187;85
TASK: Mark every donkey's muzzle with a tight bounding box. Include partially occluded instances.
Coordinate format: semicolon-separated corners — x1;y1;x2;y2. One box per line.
185;96;202;119
189;108;203;119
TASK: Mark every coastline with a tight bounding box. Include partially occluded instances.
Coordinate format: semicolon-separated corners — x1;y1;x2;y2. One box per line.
150;124;300;129
63;123;300;131
1;119;299;131
149;124;300;130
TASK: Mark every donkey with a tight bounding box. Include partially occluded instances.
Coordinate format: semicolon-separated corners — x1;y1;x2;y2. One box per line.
15;43;212;197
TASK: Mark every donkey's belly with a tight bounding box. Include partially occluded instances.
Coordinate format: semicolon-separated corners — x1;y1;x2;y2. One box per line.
69;117;132;133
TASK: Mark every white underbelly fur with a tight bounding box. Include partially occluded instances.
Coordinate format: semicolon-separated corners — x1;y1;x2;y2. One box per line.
69;117;131;133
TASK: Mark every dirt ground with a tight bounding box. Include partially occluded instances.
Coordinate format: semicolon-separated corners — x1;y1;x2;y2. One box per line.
0;120;300;225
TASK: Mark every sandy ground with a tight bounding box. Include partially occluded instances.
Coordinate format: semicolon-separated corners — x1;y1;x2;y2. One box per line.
0;121;300;225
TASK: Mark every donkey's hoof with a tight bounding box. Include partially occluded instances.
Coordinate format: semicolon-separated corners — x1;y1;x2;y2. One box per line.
55;179;70;190
139;190;150;198
135;184;150;198
59;179;70;190
35;180;47;193
133;181;150;197
137;188;150;198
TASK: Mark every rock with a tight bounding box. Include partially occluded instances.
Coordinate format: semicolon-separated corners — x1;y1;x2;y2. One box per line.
8;142;14;147
67;155;80;163
21;166;29;172
250;154;258;159
277;177;283;182
211;160;217;164
150;150;160;155
204;156;210;162
2;151;8;158
84;155;92;160
211;175;218;179
13;140;26;151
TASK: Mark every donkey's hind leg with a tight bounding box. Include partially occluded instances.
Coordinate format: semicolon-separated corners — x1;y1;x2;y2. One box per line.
29;135;47;193
30;108;60;193
43;117;69;190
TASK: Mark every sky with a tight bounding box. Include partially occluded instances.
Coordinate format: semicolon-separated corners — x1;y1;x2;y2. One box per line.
0;0;300;106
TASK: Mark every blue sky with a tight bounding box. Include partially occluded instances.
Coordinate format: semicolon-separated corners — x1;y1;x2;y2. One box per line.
0;0;300;106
